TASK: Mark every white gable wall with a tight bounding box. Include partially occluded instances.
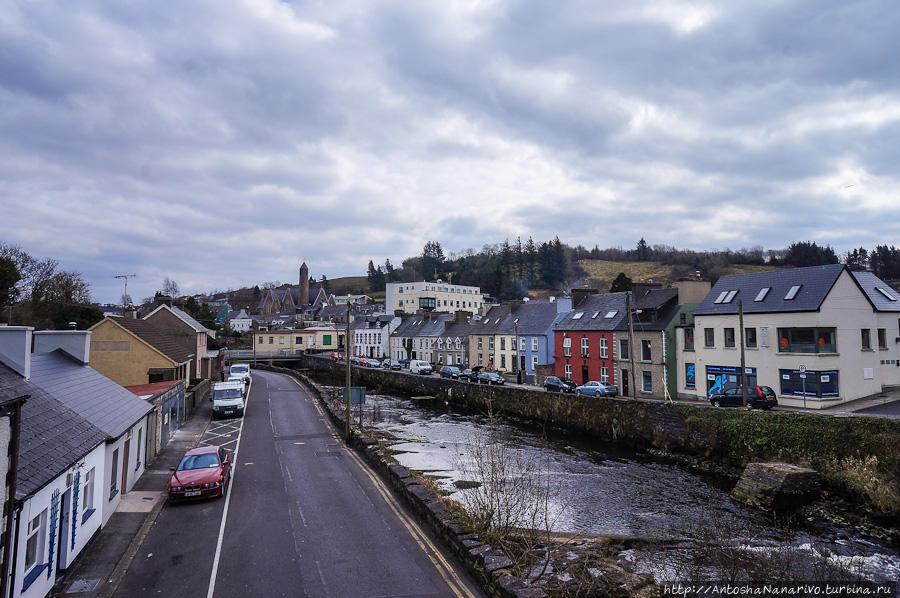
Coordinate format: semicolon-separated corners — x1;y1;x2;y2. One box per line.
101;417;149;526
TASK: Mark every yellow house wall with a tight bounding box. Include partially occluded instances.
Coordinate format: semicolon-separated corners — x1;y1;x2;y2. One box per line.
89;320;176;387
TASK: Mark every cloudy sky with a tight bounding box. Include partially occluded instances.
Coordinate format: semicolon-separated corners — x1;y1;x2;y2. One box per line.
2;0;898;303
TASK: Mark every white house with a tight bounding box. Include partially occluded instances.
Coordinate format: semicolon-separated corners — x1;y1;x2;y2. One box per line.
677;264;900;408
351;315;401;359
225;309;252;333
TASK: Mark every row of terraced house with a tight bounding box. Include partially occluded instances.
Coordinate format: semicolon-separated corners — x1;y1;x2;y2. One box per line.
0;300;224;598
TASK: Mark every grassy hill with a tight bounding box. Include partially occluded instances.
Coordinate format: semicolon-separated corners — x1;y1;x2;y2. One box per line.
576;260;781;291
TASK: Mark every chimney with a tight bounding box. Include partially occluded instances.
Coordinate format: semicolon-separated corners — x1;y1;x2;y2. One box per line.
554;296;573;314
673;279;712;304
455;310;471;324
155;295;174;308
34;330;92;365
124;305;138;319
571;288;598;308
0;326;34;379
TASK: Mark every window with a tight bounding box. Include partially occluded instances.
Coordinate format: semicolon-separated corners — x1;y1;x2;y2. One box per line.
755;287;770;302
713;291;728;304
500;337;506;350
258;336;263;344
642;371;652;392
438;353;443;364
591;311;599;319
268;336;274;344
780;369;839;397
777;327;836;353
532;355;538;369
724;328;735;348
861;329;871;350
684;327;694;351
876;287;898;301
704;328;715;347
563;337;572;357
500;354;506;369
323;334;332;346
605;310;618;319
136;428;143;470
24;509;47;572
572;312;584;320
745;328;757;348
599;338;608;358
279;336;285;345
878;328;887;349
489;337;495;350
564;363;572;378
785;285;802;300
520;338;526;351
83;467;95;514
296;336;302;345
580;337;589;357
723;290;738;303
110;448;119;500
640;340;651;361
600;366;609;383
478;355;483;366
532;338;538;352
619;339;629;360
477;337;483;350
685;363;696;388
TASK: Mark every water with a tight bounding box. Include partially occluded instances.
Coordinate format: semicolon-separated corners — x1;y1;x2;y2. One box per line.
345;391;900;584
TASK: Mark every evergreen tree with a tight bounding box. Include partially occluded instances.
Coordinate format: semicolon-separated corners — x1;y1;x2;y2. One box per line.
384;259;396;282
610;272;633;292
524;236;538;285
636;238;651;261
0;256;20;313
421;241;445;281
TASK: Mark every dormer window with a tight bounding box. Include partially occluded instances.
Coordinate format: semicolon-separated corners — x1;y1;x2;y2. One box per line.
785;285;802;300
754;287;770;302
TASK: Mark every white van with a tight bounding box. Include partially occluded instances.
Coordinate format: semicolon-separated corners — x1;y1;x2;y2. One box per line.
409;360;433;375
229;363;251;386
213;381;245;418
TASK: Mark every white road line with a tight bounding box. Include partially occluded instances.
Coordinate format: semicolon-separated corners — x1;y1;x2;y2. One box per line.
206;375;253;598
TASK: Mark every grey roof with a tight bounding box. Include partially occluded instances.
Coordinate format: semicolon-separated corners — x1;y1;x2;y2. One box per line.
555;293;628;331
417;313;454;337
508;301;560;335
392;316;427;338
29;350;154;440
695;264;846;315
226;308;251;321
630;288;681;332
851;271;900;312
0;362;107;500
144;304;211;333
473;305;512;334
110;317;195;364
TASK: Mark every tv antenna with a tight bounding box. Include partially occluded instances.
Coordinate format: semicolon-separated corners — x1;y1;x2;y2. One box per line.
113;274;137;309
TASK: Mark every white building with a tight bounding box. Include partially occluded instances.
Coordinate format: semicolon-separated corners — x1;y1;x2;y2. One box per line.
676;265;900;408
351;315;401;359
385;280;485;315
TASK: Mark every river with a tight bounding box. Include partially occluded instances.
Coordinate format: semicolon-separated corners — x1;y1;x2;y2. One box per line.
341;390;899;585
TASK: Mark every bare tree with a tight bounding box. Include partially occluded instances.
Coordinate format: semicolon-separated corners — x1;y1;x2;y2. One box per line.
161;276;180;297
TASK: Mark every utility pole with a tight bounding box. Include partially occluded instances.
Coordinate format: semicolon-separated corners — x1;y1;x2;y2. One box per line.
626;291;637;399
113;274;136;309
738;300;748;408
345;299;352;442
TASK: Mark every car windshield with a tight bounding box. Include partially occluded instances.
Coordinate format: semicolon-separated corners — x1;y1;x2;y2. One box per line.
231;366;248;374
214;389;242;400
178;453;220;471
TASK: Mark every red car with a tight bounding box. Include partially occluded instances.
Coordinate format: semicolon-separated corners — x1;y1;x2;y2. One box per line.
168;446;232;501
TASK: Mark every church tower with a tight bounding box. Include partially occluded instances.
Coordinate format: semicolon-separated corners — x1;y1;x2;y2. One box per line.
298;261;309;307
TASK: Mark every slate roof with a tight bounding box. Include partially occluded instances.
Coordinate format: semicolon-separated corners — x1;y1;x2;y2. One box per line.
630;288;681;332
555;293;628;331
473;305;513;334
106;317;194;364
144;304;212;333
0;362;107;500
29;350;154;440
851;271;900;312
508;301;560;335
226;309;251;321
695;264;846;316
417;313;454;337
392;316;427;338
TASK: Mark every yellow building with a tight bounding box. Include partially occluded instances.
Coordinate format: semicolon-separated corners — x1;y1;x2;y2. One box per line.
88;316;193;386
251;326;343;354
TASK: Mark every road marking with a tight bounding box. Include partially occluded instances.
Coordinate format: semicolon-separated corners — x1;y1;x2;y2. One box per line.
285;375;475;598
206;377;251;598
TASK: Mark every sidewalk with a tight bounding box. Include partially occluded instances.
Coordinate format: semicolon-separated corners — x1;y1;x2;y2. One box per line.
52;397;213;598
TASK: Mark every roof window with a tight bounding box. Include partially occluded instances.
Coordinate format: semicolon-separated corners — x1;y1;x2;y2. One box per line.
571;312;584;320
604;310;618;318
754;287;770;302
784;285;802;300
876;287;899;301
723;290;738;303
713;291;729;304
591;312;599;319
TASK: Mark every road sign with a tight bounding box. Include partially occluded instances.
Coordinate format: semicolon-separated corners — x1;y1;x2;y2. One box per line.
799;364;807;373
799;374;807;379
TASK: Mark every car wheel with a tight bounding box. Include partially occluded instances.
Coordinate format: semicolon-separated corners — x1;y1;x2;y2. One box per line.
575;389;582;396
745;403;753;411
712;400;721;408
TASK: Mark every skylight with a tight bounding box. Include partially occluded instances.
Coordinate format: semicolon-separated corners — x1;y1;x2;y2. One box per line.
723;290;738;303
591;312;599;319
713;291;728;304
605;310;618;318
876;287;899;301
571;312;584;320
754;287;770;302
784;285;802;300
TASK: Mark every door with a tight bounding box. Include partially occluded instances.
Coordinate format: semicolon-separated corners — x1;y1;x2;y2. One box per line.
621;369;629;396
122;439;130;494
581;366;589;385
520;355;526;371
58;489;71;568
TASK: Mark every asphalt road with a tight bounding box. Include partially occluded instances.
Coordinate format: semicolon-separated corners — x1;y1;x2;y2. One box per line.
115;369;484;598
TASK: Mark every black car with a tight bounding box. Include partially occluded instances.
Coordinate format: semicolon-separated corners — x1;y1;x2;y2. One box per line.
439;365;461;379
543;376;577;393
477;371;505;385
708;386;778;410
459;368;475;382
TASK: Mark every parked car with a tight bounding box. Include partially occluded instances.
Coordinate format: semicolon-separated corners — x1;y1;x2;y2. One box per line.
574;381;618;397
350;356;361;365
398;358;411;368
385;359;402;370
440;365;461;379
477;371;505;385
409;360;433;375
168;446;232;501
459;368;476;382
543;376;577;393
212;381;245;418
331;352;344;361
708;386;778;410
362;358;381;368
229;363;251;386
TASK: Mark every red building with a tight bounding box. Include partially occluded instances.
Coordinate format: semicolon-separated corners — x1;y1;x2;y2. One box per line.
553;292;627;386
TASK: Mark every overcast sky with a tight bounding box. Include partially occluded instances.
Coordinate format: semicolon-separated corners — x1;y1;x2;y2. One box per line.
2;1;898;303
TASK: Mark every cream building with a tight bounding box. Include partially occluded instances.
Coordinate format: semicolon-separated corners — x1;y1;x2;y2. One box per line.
252;326;343;355
677;265;900;408
385;280;485;315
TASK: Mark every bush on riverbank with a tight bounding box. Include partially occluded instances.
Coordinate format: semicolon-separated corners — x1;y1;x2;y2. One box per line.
677;408;900;515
